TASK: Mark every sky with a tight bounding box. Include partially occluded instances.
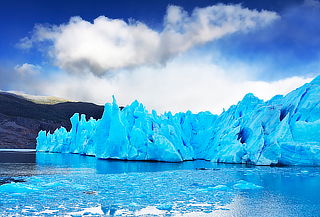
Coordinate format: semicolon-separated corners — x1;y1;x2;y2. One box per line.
0;0;319;114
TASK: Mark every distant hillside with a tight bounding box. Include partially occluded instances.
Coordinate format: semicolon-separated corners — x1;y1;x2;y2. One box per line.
3;91;72;104
0;92;104;149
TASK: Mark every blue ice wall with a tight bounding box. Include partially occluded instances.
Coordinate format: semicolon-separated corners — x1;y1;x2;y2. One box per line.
37;77;320;165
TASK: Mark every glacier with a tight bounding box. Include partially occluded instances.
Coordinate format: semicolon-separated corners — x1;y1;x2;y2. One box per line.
36;76;320;165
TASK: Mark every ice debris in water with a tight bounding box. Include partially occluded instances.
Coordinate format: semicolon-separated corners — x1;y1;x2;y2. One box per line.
233;180;263;190
37;76;320;165
207;185;229;191
0;183;42;193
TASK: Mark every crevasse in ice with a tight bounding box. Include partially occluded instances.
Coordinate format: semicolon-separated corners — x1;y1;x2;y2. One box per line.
36;76;320;165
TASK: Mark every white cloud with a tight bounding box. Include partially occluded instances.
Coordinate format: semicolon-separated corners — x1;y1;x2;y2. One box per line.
13;3;314;114
14;63;41;76
16;37;33;49
17;54;312;114
20;4;279;75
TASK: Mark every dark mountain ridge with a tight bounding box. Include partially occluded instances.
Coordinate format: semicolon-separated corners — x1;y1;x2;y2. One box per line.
0;92;104;149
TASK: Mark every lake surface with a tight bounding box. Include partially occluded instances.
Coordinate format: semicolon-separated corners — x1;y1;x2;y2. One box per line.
0;150;320;216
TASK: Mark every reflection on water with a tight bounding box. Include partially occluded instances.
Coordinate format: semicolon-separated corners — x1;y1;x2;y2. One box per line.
36;152;250;174
0;150;36;163
0;151;320;216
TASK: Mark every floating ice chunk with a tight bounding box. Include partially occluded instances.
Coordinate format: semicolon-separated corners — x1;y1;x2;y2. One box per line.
39;210;59;214
233;180;263;190
0;183;42;193
135;206;166;215
207;185;229;191
68;206;104;215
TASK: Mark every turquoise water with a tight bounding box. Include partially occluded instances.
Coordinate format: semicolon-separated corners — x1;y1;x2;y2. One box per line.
0;151;320;216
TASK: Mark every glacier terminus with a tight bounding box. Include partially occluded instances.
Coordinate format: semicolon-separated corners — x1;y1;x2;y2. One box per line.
36;76;320;166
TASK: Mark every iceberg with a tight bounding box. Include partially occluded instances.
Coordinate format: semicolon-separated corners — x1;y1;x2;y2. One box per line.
37;76;320;165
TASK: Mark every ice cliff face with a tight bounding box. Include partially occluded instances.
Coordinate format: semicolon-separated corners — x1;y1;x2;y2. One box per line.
37;76;320;165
